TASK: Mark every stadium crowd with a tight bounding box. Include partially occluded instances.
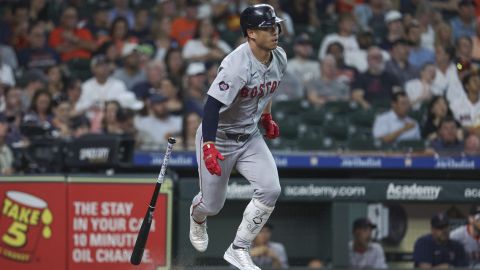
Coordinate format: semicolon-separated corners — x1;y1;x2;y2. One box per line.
1;0;480;174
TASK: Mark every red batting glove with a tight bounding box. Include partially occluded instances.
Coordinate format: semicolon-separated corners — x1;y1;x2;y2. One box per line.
202;143;225;176
261;113;280;139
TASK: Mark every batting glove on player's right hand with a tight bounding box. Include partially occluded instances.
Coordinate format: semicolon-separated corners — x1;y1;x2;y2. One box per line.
261;113;280;139
203;143;224;176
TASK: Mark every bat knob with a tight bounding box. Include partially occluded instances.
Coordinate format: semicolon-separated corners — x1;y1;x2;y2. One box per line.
168;137;177;144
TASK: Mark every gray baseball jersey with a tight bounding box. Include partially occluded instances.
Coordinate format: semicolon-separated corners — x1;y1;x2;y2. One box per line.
450;225;480;267
191;42;287;248
207;42;288;134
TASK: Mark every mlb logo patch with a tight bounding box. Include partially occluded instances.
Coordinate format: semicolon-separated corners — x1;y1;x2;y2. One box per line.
219;81;230;91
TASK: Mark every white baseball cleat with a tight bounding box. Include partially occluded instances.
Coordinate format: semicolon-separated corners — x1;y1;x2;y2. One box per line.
189;206;208;252
223;244;261;270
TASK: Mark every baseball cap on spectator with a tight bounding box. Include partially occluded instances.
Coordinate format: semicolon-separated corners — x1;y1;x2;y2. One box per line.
385;10;402;24
294;33;312;45
90;54;109;68
122;43;139;58
459;0;476;7
149;94;168;103
186;62;206;76
353;218;377;231
431;213;449;229
136;44;155;58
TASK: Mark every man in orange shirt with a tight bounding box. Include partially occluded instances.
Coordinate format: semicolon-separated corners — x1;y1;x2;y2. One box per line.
170;0;199;47
49;6;96;62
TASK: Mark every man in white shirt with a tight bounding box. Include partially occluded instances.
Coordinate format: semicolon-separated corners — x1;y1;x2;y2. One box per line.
76;54;143;113
113;42;147;91
450;205;480;268
431;45;463;103
449;72;480;134
286;33;320;84
373;91;421;144
349;218;388;269
134;94;182;150
318;13;359;60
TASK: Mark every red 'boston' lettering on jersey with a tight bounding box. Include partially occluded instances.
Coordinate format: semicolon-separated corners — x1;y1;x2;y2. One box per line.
240;81;279;99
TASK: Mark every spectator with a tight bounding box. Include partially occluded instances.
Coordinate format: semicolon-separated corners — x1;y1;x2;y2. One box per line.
431;45;462;102
416;3;436;51
165;47;186;87
286;33;320;85
306;55;349;107
23;89;54;128
373;91;421;144
413;213;468;268
353;0;387;36
46;65;65;101
326;42;358;86
182;18;231;62
464;134;480;155
381;10;405;50
170;0;199;47
48;6;96;62
182;111;201;150
427;117;465;156
117;108;137;139
19;69;47;111
272;70;304;102
51;98;72;138
250;223;289;269
28;0;53;28
0;42;18;70
406;21;435;69
450;72;480;134
10;4;29;50
206;61;220;86
346;29;390;73
108;0;134;27
454;36;477;80
349;218;387;269
102;100;123;134
450;205;480;267
0;122;14;175
104;17;139;58
132;59;167;101
318;13;359;60
2;87;24;146
352;47;401;110
159;78;184;116
184;62;207;116
131;6;151;42
152;17;174;61
385;38;418;87
113;43;147;91
65;78;82;115
282;0;320;27
75;55;143;114
86;1;110;43
430;0;462;21
135;94;182;150
450;0;477;41
422;96;454;140
307;258;324;269
405;63;436;111
17;22;59;71
434;22;454;49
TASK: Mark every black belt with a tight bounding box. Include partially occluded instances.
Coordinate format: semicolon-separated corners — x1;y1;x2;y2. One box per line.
225;133;250;142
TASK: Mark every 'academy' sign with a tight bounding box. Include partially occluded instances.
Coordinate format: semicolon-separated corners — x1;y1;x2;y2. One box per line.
386;183;442;200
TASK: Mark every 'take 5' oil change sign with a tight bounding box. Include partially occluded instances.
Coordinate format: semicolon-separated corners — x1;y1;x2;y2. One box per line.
0;191;53;262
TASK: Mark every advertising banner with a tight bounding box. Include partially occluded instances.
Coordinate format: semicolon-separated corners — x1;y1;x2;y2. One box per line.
67;177;172;270
0;176;67;270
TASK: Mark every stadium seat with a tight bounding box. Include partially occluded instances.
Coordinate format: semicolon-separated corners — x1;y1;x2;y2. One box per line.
395;139;427;152
323;100;353;115
323;115;350;141
349;108;376;128
347;137;378;151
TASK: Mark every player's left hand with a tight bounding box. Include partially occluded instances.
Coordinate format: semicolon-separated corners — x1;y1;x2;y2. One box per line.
261;113;279;139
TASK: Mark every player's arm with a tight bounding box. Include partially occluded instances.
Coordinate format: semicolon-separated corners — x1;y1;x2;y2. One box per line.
260;100;280;139
201;96;225;176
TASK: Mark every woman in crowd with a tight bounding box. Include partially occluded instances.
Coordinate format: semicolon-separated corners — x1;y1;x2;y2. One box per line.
422;96;456;140
102;100;123;134
23;89;54;128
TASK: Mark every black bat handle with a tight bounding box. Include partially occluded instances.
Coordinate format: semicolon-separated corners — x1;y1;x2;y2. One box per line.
130;208;154;265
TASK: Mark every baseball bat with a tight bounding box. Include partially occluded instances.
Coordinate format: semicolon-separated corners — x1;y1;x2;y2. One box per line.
130;137;176;265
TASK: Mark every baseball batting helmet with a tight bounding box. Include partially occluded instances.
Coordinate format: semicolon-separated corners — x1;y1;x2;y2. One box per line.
240;4;284;37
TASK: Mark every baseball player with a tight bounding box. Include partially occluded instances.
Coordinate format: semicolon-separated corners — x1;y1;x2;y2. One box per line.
188;4;287;270
450;205;480;268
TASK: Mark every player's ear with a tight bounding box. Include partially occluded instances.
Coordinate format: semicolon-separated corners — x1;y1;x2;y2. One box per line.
246;29;256;40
